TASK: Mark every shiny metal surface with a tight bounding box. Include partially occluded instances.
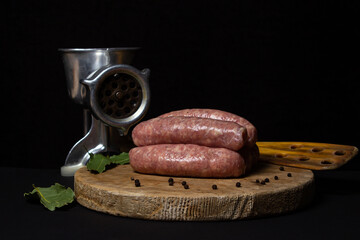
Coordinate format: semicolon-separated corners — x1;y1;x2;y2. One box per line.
59;48;150;176
61;116;107;176
59;48;138;105
82;64;150;135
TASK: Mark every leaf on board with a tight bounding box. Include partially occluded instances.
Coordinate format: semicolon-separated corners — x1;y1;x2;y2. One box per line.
109;152;130;164
86;153;112;173
86;152;129;173
24;183;75;211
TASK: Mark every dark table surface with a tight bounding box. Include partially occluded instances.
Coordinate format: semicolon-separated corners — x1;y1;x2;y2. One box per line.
3;159;360;240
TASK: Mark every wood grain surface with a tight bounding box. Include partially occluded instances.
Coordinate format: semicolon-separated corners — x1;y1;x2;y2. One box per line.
74;163;314;221
258;142;358;170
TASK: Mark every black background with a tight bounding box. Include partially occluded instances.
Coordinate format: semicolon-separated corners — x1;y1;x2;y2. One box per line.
2;2;360;239
1;0;359;169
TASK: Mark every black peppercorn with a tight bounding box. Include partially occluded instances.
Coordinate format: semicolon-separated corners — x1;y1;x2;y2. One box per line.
265;178;269;183
256;179;260;183
168;178;174;183
130;177;134;181
274;176;279;180
287;173;292;177
135;181;140;187
135;179;140;183
169;182;174;186
212;184;217;190
184;184;189;189
181;181;187;186
280;166;285;171
260;180;266;185
236;182;241;187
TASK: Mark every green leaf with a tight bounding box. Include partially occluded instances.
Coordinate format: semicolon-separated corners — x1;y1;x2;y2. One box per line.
109;152;129;164
86;153;111;173
86;152;129;173
24;183;75;211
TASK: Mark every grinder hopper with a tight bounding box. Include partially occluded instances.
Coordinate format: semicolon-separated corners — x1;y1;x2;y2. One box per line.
59;48;150;176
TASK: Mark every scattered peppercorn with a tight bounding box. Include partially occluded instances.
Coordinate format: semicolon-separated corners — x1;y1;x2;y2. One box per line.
236;182;241;187
184;184;189;189
169;182;174;186
135;180;140;187
256;179;260;183
265;178;270;183
130;177;134;181
287;173;292;177
274;176;279;180
279;166;285;171
168;178;174;183
181;181;187;186
212;184;217;190
260;180;266;185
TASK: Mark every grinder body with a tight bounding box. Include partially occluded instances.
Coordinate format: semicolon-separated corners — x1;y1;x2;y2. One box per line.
59;48;150;176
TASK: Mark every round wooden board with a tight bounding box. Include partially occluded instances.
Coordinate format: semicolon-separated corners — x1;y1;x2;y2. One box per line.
74;163;315;221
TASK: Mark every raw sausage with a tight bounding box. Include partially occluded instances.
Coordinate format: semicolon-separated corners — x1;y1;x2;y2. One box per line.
132;116;248;151
129;144;246;178
238;144;260;174
159;109;257;146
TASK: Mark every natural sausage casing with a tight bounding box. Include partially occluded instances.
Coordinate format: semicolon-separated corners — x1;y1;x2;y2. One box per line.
129;144;246;178
132;116;247;151
239;144;260;174
159;108;257;146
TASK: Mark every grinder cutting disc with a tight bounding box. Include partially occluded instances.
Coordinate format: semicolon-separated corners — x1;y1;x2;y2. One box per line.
97;73;143;119
82;64;150;134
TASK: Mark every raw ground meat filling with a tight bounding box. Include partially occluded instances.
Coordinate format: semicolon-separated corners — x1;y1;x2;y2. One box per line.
132;116;248;151
129;109;259;178
159;108;257;147
129;144;246;178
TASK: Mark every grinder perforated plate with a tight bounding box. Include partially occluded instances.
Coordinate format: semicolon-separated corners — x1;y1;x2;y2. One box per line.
97;73;143;118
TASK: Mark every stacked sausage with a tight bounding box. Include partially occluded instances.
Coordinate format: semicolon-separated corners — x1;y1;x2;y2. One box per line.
129;109;259;178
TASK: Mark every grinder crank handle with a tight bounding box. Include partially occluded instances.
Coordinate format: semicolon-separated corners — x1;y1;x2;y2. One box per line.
257;141;358;170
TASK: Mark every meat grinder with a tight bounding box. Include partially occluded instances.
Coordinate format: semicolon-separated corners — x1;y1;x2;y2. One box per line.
59;48;150;176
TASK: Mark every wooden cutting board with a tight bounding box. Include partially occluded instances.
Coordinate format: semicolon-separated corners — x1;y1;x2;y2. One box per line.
75;163;314;221
258;142;358;170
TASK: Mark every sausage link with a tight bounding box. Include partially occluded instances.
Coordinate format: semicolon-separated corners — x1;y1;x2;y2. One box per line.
129;144;246;178
159;109;257;146
238;144;260;174
132;116;247;151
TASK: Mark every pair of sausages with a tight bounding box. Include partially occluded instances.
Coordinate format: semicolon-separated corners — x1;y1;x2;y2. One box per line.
130;109;258;178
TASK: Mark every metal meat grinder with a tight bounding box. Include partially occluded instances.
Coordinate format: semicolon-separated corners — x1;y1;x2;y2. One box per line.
59;48;150;176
